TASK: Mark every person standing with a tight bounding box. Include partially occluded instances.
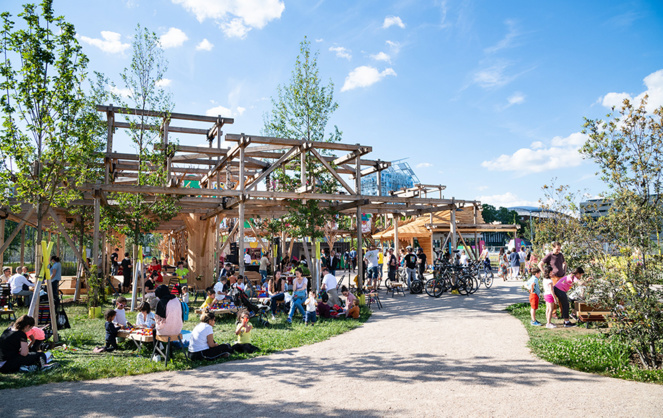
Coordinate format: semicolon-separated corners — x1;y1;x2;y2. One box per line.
538;242;567;286
377;249;384;282
387;248;398;284
403;246;418;289
363;245;380;288
417;248;427;280
49;256;62;307
259;252;270;284
508;249;520;280
244;250;252;266
120;252;132;294
518;246;527;276
110;248;119;276
329;250;338;277
349;248;357;272
344;251;350;272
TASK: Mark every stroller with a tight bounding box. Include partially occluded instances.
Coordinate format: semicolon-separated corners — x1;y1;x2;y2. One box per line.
229;288;270;327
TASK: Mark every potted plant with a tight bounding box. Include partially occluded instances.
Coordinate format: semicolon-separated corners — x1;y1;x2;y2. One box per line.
87;267;103;318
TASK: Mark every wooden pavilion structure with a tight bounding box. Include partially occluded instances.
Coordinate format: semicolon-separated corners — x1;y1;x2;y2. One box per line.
0;105;486;311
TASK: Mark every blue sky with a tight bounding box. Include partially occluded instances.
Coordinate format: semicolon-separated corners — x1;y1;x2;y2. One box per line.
6;0;663;208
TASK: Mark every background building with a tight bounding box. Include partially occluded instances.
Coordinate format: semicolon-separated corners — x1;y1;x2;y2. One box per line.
361;160;420;196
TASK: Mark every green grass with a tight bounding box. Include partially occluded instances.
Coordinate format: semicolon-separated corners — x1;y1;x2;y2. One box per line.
0;296;371;389
506;303;663;384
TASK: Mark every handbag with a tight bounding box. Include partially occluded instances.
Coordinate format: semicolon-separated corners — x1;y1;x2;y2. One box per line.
56;304;71;330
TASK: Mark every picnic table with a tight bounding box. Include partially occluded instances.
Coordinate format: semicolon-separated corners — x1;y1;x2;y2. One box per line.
118;328;154;350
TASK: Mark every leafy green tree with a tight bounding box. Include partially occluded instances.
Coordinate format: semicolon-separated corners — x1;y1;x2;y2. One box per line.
0;1;104;279
263;38;343;285
106;25;178;247
535;96;663;369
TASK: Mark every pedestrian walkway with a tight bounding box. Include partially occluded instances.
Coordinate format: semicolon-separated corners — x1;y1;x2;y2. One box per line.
2;281;662;417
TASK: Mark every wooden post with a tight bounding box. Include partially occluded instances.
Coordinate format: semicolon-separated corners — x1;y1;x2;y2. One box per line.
450;198;457;251
473;204;479;259
0;218;5;267
93;197;102;309
163;118;171;182
238;137;246;276
105;106;114;184
300;146;306;187
394;214;399;257
20;227;25;266
355;156;363;291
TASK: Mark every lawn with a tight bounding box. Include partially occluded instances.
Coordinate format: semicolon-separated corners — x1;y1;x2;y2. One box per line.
0;296;371;390
506;303;663;384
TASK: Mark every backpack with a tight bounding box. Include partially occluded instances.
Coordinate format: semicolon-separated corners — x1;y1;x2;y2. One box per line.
181;301;189;322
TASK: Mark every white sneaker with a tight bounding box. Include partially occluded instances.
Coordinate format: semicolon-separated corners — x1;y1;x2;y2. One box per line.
271;315;276;321
546;323;556;329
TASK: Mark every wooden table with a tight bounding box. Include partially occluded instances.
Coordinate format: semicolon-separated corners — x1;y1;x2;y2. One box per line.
118;329;155;350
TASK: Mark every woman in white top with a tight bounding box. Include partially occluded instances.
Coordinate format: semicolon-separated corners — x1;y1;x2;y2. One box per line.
287;268;308;324
189;311;232;361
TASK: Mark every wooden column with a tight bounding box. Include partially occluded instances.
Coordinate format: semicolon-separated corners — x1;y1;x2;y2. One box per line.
238;138;246;276
300;146;306;187
450;198;457;251
394;214;399;257
20;227;25;266
355;156;363;290
163;118;171;182
0;218;5;267
473;204;479;258
105;106;114;184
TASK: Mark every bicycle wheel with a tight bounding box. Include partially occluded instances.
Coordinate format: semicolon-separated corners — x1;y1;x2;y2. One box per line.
410;280;423;294
455;277;468;295
384;278;393;290
425;278;440;297
484;271;494;288
468;275;479;294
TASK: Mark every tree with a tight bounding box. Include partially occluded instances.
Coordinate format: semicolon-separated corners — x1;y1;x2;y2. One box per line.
106;25;178;247
263;38;343;286
534;96;663;369
0;1;103;282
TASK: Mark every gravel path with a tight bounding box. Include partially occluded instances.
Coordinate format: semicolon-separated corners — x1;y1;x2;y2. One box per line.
2;280;663;417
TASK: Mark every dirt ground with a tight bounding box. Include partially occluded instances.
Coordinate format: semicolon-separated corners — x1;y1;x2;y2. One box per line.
2;280;663;417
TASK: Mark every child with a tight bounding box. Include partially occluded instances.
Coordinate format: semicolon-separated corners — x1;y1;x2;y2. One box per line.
145;273;156;298
136;302;156;329
181;286;190;305
340;286;356;314
526;267;542;326
346;299;360;319
542;265;556;328
175;261;189;290
25;326;46;352
201;288;215;310
113;296;132;328
232;310;258;354
235;275;246;292
103;309;121;352
304;291;317;326
188;310;232;361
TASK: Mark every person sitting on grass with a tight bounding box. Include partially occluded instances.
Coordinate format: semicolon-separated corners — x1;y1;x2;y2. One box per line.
100;309;122;352
346;299;360;319
340;286;356;315
25;325;46;352
113;296;132;328
201;288;215;310
0;315;55;373
287;268;307;324
553;267;585;328
136;302;156;329
189;310;232;361
542;265;556;329
304;291;317;326
526;266;542;326
233;310;258;354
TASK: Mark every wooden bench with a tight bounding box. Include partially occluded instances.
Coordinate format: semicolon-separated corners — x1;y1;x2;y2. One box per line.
0;309;16;321
575;302;610;326
152;333;189;366
386;282;406;297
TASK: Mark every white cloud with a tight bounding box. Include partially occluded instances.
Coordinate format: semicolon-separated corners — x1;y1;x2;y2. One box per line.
386;40;400;51
370;52;391;62
196;38;214;51
481;132;587;174
110;86;132;98
329;46;351;60
160;27;188;48
507;92;525;106
383;16;405;29
341;66;396;92
315;38;324;43
416;162;433;168
473;62;516;89
156;79;172;87
80;31;130;54
236;106;246;116
600;69;663;113
477;185;489;191
530;141;544;149
477;192;539;208
485;19;519;54
206;105;233;117
172;0;285;39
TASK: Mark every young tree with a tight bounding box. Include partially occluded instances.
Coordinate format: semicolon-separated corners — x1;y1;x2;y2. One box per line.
263;37;343;285
0;1;103;282
106;25;179;247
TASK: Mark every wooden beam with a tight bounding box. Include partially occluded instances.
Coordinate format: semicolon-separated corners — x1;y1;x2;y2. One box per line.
309;147;355;194
47;208;90;276
155;144;229;156
226;133;370;152
201;136;251;185
349;161;390;179
0;207;36;256
245;146;299;191
97;104;234;124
